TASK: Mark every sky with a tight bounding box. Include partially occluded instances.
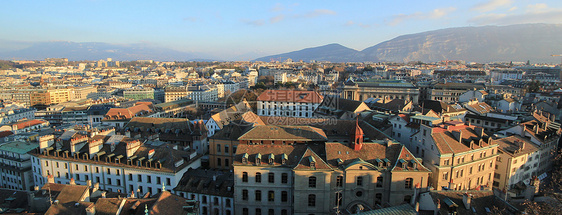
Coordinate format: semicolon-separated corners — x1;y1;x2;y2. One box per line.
1;0;562;60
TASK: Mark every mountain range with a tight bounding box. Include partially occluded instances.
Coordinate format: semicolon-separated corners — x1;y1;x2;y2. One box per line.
257;24;562;63
1;24;562;63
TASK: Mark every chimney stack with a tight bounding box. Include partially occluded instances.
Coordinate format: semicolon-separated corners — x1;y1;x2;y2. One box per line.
86;180;92;188
47;174;55;184
462;193;471;209
70;178;76;185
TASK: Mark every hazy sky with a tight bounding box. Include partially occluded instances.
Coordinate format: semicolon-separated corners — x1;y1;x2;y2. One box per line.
1;0;561;60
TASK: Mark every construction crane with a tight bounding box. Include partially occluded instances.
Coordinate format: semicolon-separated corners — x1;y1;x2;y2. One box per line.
552;54;562;65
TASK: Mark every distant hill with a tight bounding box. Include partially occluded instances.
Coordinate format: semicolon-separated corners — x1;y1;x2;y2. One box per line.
256;24;562;63
0;41;215;61
254;43;363;63
362;24;562;63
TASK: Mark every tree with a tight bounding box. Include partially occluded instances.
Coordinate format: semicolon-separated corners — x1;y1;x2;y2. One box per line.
527;80;541;93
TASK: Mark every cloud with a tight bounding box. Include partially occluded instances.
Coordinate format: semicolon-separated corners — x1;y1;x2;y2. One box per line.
509;6;518;11
241;19;265;26
270;14;285;23
387;7;456;26
344;20;354;26
271;3;284;12
182;17;198;22
296;9;337;18
469;8;562;25
472;0;513;12
527;3;548;13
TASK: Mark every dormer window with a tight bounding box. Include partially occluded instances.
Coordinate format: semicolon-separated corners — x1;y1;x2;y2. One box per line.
337;158;343;166
256;153;262;166
309;156;316;170
242;153;248;164
268;153;275;165
282;153;288;165
375;158;383;168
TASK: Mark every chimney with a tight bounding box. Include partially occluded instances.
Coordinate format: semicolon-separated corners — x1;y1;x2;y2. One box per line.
101;192;107;198
70;178;76;185
462;193;471;209
415;201;420;212
86;180;92;188
130;191;135;198
93;182;100;193
533;124;539;134
47;174;55;184
34;186;39;191
85;204;96;215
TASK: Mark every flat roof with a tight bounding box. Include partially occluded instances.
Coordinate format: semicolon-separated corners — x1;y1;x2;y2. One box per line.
0;141;38;154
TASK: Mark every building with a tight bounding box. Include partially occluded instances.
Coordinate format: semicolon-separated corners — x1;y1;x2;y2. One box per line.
102;102;153;128
314;96;371;119
340;79;420;105
123;117;208;155
0;107;36;125
411;122;499;191
164;85;218;103
257;90;323;118
123;87;155;100
429;83;485;103
492;135;541;191
496;112;561;176
174;169;234;215
209;123;254;170
233;122;431;215
458;90;488;103
31;129;202;197
72;85;98;100
0;119;50;134
0;141;37;191
206;100;258;138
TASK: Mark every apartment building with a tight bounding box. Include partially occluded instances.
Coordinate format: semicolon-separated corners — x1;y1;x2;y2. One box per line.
164;85;218;102
411;122;499;191
340;80;420;105
492;135;541;191
174;169;234;215
31;129;201;196
257;90;323;118
429;83;485;103
0;141;37;191
123;87;155;100
0;107;36;125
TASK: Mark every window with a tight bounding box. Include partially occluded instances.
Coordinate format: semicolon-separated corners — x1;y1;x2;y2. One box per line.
75;164;79;170
217;144;221;153
255;208;261;215
268;209;274;215
138;175;142;182
166;178;171;186
147;176;152;183
129;174;133;181
242;172;248;182
309;176;316;188
336;176;343;187
84;166;88;172
217;158;221;166
214;197;219;205
255;190;262;201
281;173;288;184
404;195;412;203
107;168;111;175
116;170;120;176
225;145;229;153
157;177;161;184
225;159;229;167
95;167;99;173
357;176;363;186
308;194;316;207
255;173;262;183
281;209;288;215
242;189;248;200
375;193;382;205
377;176;383;187
405;178;413;189
268;173;274;183
281;191;288;202
45;161;49;167
443;172;448;180
336;192;343;206
268;191;274;201
243;208;249;215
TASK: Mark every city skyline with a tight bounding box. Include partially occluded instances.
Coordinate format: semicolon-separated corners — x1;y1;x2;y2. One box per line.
1;0;562;60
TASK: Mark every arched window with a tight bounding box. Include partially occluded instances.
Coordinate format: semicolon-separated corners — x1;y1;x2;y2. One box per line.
309;176;316;188
308;194;316;207
405;178;413;189
255;172;261;183
242;172;248;182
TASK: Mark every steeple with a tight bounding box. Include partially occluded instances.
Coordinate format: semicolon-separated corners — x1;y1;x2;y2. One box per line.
350;117;364;151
